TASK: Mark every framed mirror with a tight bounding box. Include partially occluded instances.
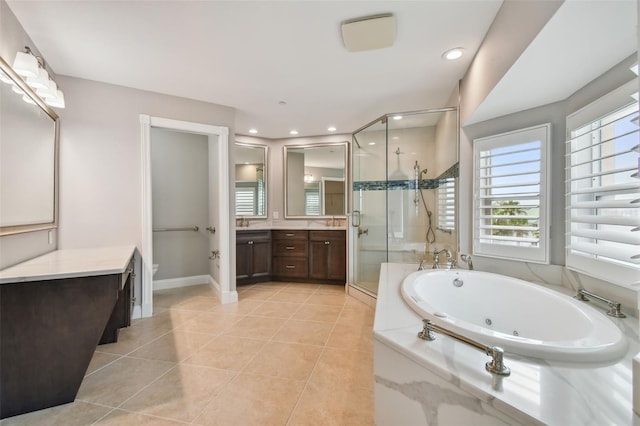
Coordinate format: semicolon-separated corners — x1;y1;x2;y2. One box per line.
0;56;59;236
284;142;348;218
234;142;267;218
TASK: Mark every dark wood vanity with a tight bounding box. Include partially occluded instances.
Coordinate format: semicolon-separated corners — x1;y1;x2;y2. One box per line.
0;247;135;419
237;229;346;285
236;230;272;284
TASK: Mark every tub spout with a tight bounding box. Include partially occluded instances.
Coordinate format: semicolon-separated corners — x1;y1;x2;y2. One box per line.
433;249;452;269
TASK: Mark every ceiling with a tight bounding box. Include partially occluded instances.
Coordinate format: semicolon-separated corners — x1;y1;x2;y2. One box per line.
6;0;503;139
7;1;637;139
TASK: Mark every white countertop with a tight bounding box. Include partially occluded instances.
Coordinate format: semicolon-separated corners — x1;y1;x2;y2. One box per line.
374;263;640;425
0;246;136;284
236;226;347;231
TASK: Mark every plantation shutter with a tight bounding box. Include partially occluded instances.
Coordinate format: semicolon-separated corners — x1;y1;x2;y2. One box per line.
305;184;321;215
437;178;455;232
473;124;550;263
235;183;257;216
565;80;640;286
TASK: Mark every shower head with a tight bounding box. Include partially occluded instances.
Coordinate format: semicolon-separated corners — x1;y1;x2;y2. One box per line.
420;168;428;177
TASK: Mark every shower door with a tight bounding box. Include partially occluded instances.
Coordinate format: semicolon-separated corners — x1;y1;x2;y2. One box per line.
350;119;388;295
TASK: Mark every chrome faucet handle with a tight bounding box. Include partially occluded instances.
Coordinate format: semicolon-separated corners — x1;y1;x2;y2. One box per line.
418;259;426;271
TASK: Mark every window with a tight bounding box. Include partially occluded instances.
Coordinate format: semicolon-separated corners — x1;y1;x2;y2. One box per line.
473;124;550;263
304;182;321;215
566;80;639;286
235;180;265;216
437;177;456;233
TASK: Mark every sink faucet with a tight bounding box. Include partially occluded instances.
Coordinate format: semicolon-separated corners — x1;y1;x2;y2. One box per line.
432;249;453;269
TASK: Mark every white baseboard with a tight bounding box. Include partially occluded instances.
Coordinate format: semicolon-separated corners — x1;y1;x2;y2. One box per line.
208;275;238;304
153;275;211;291
131;304;143;320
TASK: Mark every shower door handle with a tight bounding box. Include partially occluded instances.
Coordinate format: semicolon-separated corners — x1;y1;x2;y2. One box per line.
352;210;361;227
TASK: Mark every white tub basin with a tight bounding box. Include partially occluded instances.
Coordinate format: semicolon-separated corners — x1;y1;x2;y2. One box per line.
401;269;628;362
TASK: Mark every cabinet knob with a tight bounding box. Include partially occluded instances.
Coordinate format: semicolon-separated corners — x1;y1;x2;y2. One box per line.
285;233;295;237
286;246;295;250
325;241;330;245
285;265;295;269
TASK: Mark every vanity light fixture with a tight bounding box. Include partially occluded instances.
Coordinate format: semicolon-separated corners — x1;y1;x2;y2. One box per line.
249;128;258;134
442;47;464;61
8;46;65;108
289;130;299;135
12;48;38;78
327;126;337;132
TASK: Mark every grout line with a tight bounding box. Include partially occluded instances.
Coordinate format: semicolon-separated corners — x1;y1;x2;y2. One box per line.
284;288;351;426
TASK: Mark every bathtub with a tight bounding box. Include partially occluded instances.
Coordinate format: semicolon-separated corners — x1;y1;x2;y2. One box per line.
401;269;628;362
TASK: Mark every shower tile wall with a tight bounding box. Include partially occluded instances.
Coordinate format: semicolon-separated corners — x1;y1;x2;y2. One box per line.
356;127;443;269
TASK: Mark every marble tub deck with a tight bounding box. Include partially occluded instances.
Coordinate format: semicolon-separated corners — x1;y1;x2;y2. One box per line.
374;263;640;425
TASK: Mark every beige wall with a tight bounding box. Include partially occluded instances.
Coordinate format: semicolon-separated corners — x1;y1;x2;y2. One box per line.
151;128;210;281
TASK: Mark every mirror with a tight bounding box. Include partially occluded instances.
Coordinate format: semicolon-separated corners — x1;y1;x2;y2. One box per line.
0;56;59;236
284;142;348;218
234;142;267;218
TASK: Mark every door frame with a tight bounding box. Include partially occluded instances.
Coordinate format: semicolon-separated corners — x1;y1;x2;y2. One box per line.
139;115;236;318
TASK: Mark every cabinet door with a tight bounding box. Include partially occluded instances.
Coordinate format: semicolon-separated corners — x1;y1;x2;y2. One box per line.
308;240;329;279
251;240;271;278
236;241;251;281
326;237;346;281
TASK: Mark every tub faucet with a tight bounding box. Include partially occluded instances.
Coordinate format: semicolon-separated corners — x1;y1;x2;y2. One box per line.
460;254;473;270
432;249;452;269
418;259;426;271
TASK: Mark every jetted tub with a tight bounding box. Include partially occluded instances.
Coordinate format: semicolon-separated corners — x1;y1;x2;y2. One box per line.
401;269;628;362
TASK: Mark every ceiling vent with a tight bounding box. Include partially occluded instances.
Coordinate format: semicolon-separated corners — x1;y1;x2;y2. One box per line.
341;14;396;52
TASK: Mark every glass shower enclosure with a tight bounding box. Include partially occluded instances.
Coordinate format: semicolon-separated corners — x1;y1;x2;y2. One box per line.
350;108;459;296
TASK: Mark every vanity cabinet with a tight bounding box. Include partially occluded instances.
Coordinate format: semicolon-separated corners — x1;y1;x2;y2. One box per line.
272;230;309;279
236;230;271;285
309;230;346;282
271;229;346;283
0;247;136;419
99;256;135;344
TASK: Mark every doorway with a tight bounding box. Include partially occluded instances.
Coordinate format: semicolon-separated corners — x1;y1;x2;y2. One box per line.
140;115;235;318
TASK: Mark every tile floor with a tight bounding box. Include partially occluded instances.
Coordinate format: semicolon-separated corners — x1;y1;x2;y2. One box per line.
1;282;375;425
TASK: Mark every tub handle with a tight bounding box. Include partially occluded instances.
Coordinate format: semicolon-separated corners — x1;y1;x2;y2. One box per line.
418;319;511;377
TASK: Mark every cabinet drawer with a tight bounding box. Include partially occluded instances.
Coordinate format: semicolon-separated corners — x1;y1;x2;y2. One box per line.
236;230;271;244
273;240;308;257
272;257;308;278
309;230;345;241
272;230;308;241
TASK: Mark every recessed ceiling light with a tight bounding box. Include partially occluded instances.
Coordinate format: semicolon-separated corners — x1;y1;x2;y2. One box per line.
327;126;337;132
392;115;403;120
442;47;464;61
248;128;258;134
289;130;299;135
368;142;376;146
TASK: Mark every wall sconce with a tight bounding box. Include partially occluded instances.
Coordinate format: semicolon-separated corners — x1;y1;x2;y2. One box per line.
8;46;65;108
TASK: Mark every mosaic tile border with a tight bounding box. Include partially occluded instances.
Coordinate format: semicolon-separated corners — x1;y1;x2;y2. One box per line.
353;162;458;191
